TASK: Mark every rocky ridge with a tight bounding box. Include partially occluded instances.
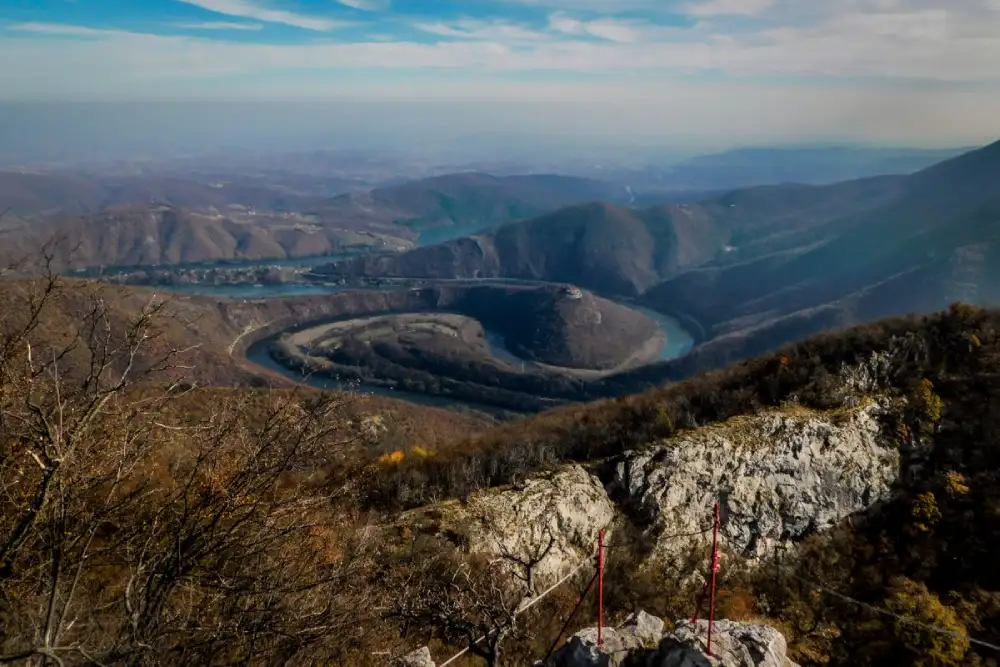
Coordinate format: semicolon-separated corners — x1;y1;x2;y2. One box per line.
548;615;799;667
417;395;899;585
392;357;905;665
609;400;899;561
410;465;615;587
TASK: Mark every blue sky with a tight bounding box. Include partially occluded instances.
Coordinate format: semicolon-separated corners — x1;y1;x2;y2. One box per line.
1;0;999;147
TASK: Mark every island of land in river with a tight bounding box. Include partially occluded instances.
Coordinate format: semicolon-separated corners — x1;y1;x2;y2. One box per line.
256;282;685;412
116;262;698;413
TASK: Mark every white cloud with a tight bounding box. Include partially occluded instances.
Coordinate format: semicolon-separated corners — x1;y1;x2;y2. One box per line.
2;23;1000;148
414;19;549;42
3;18;999;82
4;3;1000;91
176;0;348;31
336;0;389;9
3;2;1000;149
583;19;643;42
176;21;264;30
495;0;664;11
547;13;644;42
8;22;117;36
546;13;583;35
685;0;775;18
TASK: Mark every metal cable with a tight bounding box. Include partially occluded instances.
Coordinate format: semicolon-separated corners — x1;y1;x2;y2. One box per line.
543;569;599;662
436;555;594;667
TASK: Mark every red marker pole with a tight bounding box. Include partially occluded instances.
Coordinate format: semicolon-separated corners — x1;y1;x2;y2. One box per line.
707;502;721;656
597;529;605;647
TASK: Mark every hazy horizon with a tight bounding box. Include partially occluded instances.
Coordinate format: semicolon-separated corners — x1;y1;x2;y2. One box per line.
1;0;999;165
0;100;990;168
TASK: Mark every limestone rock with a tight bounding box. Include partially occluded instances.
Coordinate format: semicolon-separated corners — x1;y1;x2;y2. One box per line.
548;618;797;667
395;646;435;667
667;620;791;667
609;402;898;559
549;626;645;667
458;464;615;585
627;610;666;646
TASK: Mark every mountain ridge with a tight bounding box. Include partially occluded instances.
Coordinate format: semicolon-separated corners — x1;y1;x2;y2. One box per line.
321;139;1000;381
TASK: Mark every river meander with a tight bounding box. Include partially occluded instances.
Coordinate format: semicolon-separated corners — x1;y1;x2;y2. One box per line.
156;276;696;411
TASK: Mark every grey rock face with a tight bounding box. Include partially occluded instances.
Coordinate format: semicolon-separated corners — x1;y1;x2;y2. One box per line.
440;464;616;586
668;620;791;667
548;616;798;667
629;610;666;646
609;402;898;559
395;646;435;667
549;626;645;667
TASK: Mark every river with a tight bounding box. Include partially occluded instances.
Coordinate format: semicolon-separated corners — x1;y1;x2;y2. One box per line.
155;273;696;411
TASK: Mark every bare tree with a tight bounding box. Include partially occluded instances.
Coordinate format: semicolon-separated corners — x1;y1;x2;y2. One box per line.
0;261;381;665
393;552;528;667
481;517;556;598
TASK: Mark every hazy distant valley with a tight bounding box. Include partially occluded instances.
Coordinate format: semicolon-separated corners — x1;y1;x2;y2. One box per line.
3;141;996;414
11;0;1000;657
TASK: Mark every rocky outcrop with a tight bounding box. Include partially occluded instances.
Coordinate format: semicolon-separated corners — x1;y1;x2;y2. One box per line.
609;402;898;560
668;620;796;667
394;646;435;667
631;610;667;645
548;615;799;667
549;626;645;667
416;401;898;579
430;464;615;586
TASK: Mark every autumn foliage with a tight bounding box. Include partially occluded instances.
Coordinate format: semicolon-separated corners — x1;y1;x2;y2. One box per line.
6;264;1000;666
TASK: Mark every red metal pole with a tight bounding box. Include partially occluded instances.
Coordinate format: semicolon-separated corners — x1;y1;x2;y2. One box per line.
707;502;720;656
597;529;605;648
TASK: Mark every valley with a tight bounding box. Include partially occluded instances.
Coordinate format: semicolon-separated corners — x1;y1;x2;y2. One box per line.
5;135;1000;667
9;264;1000;666
155;276;696;413
8;0;1000;661
30;138;999;416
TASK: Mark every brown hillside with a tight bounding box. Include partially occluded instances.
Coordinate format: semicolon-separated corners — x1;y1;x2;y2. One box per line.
320;201;727;296
0;275;492;442
644;138;1000;360
0;205;410;270
323;171;626;232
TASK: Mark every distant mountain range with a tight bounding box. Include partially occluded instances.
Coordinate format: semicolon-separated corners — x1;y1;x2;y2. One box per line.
667;145;972;186
0;170;333;220
0;172;634;268
313;172;633;237
580;146;975;197
0;205;414;269
319;139;1000;374
0;143;985;275
647;139;1000;354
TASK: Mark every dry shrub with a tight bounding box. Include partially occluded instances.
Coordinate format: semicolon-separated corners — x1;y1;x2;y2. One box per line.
0;269;383;666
